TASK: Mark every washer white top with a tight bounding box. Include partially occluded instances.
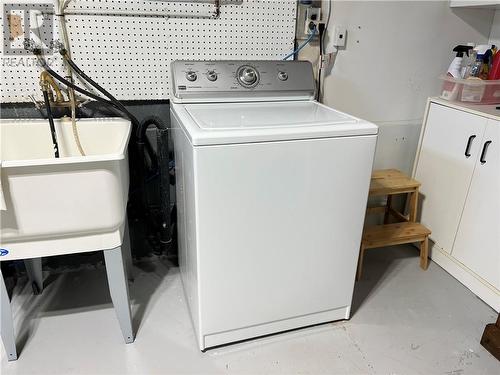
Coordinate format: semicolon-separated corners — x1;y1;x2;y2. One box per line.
171;100;378;146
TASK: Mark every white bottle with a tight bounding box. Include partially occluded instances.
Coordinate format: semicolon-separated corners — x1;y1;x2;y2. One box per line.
460;42;476;78
447;57;462;77
442;45;473;100
447;45;473;77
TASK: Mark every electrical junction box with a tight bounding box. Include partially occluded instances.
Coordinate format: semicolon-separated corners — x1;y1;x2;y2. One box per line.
304;7;321;36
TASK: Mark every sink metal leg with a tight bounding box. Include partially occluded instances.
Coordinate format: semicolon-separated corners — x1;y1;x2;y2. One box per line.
123;220;134;281
24;258;43;295
0;269;17;361
104;246;135;344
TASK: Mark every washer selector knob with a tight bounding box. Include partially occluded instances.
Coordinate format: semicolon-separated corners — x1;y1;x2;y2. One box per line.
207;70;218;82
186;71;197;82
277;71;288;81
237;65;259;87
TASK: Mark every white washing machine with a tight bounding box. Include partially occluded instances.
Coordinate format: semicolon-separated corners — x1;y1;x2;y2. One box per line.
170;60;378;351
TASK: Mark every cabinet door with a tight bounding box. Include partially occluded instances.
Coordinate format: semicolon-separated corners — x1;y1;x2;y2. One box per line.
452;120;500;289
415;103;487;253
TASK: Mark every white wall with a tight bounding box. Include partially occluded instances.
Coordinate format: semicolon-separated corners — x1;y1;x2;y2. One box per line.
300;1;494;173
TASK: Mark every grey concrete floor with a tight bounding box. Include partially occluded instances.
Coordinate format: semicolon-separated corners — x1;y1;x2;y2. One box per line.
1;245;499;374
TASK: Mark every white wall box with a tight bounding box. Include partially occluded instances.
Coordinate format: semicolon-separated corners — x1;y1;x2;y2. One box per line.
414;98;499;312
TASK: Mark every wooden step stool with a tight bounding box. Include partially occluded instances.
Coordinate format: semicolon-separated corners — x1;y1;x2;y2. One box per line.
357;169;432;280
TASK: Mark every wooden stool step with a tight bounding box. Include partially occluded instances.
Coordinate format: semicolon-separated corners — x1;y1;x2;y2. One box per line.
357;222;431;280
368;169;421;223
362;222;431;247
369;169;421;196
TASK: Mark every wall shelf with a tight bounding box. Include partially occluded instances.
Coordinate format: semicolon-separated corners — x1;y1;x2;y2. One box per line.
450;1;500;9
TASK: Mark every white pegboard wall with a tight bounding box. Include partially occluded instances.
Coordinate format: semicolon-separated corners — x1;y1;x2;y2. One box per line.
1;0;297;102
65;0;218;16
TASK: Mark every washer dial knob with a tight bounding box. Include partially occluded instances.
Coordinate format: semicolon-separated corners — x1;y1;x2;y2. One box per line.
207;70;218;81
277;71;288;81
237;65;259;87
186;71;197;82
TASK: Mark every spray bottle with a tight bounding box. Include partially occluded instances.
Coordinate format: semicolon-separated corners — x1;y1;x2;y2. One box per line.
460;43;476;78
442;45;473;100
447;45;473;77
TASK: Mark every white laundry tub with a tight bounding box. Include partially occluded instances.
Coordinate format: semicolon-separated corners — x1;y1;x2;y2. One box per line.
0;117;131;261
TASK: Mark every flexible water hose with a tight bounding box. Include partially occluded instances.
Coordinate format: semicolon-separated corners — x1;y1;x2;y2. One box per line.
61;53;158;171
62;54;142;139
57;1;85;156
36;55;157;169
42;90;60;158
283;27;317;61
68;88;85;155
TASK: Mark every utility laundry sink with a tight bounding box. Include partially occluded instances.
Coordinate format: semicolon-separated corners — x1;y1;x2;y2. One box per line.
0;117;131;261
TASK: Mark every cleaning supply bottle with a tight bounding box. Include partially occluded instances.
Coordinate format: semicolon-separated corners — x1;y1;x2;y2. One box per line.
469;45;490;78
442;45;473;100
479;49;493;79
447;45;473;77
460;43;476;78
488;48;500;79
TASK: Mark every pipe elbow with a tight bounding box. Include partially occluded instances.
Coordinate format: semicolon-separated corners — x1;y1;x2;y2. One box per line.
39;71;65;102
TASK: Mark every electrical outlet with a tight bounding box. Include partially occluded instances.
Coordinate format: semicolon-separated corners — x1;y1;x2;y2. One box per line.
304;7;321;35
333;26;347;47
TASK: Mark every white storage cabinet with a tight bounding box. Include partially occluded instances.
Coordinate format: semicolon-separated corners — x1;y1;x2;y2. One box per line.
414;98;499;312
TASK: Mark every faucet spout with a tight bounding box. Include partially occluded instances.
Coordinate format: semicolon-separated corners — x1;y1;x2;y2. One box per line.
40;71;65;103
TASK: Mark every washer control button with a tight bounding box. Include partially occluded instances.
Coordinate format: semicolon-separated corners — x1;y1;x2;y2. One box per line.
237;65;259;87
277;71;288;81
207;70;218;81
186;71;197;82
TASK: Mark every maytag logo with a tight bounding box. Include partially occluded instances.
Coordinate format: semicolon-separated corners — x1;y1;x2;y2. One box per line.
0;249;9;257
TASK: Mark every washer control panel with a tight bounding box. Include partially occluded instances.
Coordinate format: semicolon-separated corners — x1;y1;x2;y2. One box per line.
171;60;315;102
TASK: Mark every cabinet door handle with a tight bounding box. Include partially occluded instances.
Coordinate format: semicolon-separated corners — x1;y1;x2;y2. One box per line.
480;141;492;164
465;135;476;158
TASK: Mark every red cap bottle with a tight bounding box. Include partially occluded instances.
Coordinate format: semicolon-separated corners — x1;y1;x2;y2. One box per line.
488;51;500;80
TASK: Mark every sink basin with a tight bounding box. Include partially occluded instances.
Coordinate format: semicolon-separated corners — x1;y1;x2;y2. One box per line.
0;117;131;261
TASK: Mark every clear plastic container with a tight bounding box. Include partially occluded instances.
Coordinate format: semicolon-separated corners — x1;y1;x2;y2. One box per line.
439;75;500;104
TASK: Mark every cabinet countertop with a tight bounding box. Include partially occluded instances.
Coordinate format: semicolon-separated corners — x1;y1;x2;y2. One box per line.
430;97;500;122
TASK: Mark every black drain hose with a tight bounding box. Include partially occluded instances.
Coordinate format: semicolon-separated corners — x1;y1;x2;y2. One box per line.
141;116;172;250
35;54;157;171
42;90;60;158
62;54;137;135
63;54;159;172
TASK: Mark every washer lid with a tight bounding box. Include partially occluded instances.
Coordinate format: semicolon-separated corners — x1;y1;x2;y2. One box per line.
174;101;378;146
